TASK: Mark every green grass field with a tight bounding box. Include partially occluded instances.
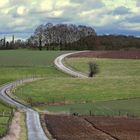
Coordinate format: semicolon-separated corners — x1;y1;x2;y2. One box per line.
13;56;140;116
0;50;69;85
0;50;140;117
0;50;69;137
0;101;12;137
46;98;140;116
0;50;68;67
14;77;140;104
65;57;140;77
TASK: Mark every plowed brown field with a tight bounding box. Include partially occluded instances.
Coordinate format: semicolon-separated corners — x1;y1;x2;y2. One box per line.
44;115;115;140
70;50;140;59
85;116;140;140
44;115;140;140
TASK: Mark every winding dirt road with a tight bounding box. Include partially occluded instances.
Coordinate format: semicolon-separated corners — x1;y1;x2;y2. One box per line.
54;52;119;140
0;51;87;140
1;51;138;140
0;79;48;140
54;51;88;78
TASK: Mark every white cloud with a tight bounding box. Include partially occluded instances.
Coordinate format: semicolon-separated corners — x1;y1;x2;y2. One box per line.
40;0;54;11
55;0;72;8
0;0;139;39
0;0;9;8
0;7;12;14
120;22;140;31
9;18;25;27
50;10;63;17
17;6;28;15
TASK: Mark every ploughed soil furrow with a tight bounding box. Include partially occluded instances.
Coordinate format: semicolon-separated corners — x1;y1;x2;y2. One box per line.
84;116;140;140
44;115;140;140
44;115;115;140
70;50;140;59
84;118;119;140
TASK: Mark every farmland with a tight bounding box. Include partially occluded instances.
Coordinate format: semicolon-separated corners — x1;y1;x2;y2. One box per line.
0;50;68;67
0;50;140;139
44;114;140;140
69;50;140;59
0;50;69;85
46;98;140;116
13;51;140;116
0;101;13;138
0;50;69;137
44;114;115;140
84;116;140;140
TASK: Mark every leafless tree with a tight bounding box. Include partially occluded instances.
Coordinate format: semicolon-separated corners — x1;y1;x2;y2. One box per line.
28;23;96;50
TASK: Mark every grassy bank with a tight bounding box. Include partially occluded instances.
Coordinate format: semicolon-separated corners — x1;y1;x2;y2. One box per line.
0;50;69;85
46;98;140;116
14;77;140;104
0;50;68;136
1;50;140;116
0;101;13;138
14;57;140;116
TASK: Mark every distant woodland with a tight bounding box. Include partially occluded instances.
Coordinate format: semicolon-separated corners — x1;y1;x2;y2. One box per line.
0;23;140;50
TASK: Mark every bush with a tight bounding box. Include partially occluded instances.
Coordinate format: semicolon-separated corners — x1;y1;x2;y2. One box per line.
88;62;99;77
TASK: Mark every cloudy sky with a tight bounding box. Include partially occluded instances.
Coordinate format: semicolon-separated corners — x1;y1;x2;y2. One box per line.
0;0;140;40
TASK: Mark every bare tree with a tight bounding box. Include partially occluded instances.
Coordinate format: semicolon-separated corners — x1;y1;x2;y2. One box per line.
28;23;96;50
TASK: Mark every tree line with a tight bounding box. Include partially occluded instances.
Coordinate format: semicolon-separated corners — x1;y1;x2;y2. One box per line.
65;35;140;50
27;23;96;50
0;23;140;50
97;35;140;50
0;35;27;50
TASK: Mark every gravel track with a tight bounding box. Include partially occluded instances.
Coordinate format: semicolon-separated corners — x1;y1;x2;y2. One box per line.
0;51;94;140
54;52;120;140
0;51;88;140
54;51;88;78
0;79;49;140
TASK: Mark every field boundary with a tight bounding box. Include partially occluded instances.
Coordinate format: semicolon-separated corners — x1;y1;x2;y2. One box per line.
0;78;49;140
84;118;119;140
0;109;15;138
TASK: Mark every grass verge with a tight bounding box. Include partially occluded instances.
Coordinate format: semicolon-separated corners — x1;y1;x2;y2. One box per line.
19;112;27;140
0;101;13;138
14;57;140;116
0;50;69;136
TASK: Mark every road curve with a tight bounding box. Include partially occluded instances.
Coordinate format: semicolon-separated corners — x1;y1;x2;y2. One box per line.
0;78;49;140
54;51;88;78
54;52;119;140
0;51;87;140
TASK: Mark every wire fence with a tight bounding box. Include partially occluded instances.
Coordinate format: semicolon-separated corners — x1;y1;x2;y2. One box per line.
69;107;140;118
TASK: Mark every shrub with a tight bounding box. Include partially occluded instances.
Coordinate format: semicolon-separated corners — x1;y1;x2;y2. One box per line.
88;62;99;77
